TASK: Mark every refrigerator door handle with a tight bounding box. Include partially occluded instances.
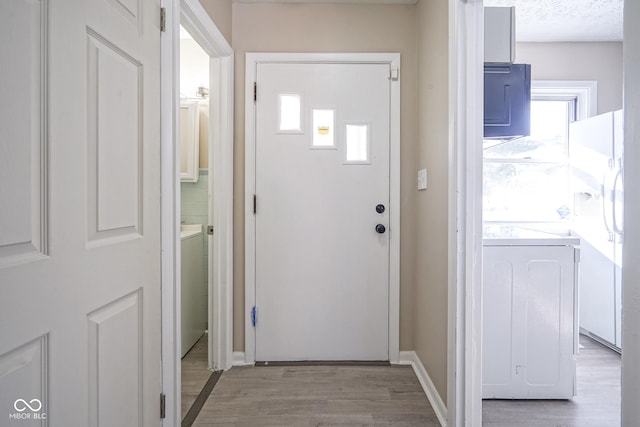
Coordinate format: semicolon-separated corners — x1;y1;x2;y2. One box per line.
602;172;614;242
612;163;623;237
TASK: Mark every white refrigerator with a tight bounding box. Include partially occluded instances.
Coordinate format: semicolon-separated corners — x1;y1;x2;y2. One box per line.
570;109;623;350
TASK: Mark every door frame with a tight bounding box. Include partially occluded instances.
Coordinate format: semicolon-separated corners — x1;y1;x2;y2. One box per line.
160;0;234;425
452;2;636;426
447;1;484;425
244;53;401;364
622;0;640;423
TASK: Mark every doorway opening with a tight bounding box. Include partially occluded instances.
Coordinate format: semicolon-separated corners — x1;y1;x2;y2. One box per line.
178;23;211;419
481;83;623;424
160;0;233;425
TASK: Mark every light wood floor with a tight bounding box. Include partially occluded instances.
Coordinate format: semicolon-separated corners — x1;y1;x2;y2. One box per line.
192;365;441;426
483;335;621;426
182;333;210;417
184;334;620;426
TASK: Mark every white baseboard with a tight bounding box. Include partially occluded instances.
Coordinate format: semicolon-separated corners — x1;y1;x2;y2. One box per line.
399;351;447;427
232;351;252;366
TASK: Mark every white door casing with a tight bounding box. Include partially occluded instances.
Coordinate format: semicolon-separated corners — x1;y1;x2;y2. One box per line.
623;0;640;425
160;0;234;424
0;0;161;425
179;0;235;373
245;53;401;364
448;0;485;425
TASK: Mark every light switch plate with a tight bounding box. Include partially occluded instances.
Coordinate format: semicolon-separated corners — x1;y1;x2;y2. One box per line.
417;168;427;190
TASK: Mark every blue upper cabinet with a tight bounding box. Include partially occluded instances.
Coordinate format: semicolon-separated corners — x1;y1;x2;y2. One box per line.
484;63;531;139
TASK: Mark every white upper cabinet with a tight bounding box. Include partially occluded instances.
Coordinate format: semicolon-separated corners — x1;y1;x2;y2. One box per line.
180;100;200;182
485;7;516;63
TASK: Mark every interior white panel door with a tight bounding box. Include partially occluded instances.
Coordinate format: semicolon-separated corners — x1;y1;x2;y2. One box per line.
0;0;161;425
254;62;390;361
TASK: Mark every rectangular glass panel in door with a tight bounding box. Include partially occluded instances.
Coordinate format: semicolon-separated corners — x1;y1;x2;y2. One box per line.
255;62;390;361
277;93;302;133
345;123;370;163
312;108;335;148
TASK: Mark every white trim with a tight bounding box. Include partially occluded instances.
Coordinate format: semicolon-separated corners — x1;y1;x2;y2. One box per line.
161;1;234;425
530;80;598;120
623;0;640;424
232;351;253;367
179;0;234;373
244;52;401;365
399;351;448;427
160;1;181;425
448;1;484;426
209;53;235;373
180;0;233;57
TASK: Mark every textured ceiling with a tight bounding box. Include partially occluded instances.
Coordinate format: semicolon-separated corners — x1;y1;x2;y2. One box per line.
484;0;623;42
233;0;623;42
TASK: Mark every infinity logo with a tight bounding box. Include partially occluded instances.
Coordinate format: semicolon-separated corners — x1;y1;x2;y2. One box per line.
13;399;42;412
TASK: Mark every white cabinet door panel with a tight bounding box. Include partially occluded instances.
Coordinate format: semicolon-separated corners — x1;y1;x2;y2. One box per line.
483;245;577;399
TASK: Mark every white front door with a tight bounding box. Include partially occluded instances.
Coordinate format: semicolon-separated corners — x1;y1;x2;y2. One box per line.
0;0;161;425
254;62;391;361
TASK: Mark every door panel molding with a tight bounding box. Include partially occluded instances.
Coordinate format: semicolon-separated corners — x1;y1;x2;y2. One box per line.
88;289;143;427
244;52;401;364
0;334;49;421
0;0;49;268
86;30;143;246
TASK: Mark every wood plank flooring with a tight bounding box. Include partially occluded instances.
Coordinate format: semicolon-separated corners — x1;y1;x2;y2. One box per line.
185;334;620;426
182;333;211;417
483;334;621;427
193;365;441;426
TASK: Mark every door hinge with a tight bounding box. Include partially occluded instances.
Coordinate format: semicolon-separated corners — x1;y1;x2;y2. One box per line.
253;82;257;102
251;306;257;327
160;7;166;32
207;225;214;235
160;393;166;419
253;194;257;214
389;66;399;81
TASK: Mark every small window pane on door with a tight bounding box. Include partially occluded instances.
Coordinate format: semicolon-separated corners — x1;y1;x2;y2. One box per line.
345;123;369;163
312;109;335;148
277;93;302;133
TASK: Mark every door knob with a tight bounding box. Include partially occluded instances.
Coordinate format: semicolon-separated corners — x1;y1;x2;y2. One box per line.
375;224;386;234
376;204;385;214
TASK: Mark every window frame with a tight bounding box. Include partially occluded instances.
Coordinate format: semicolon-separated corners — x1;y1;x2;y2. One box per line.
483;81;598;225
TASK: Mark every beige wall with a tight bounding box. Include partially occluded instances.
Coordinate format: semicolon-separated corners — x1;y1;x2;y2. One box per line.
199;0;232;45
415;0;449;401
517;42;623;114
231;2;419;352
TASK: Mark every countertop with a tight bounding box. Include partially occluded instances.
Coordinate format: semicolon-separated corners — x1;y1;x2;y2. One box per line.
483;225;580;246
180;224;202;240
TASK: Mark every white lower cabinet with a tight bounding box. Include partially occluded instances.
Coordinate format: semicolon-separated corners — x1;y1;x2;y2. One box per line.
482;244;579;399
181;227;206;357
